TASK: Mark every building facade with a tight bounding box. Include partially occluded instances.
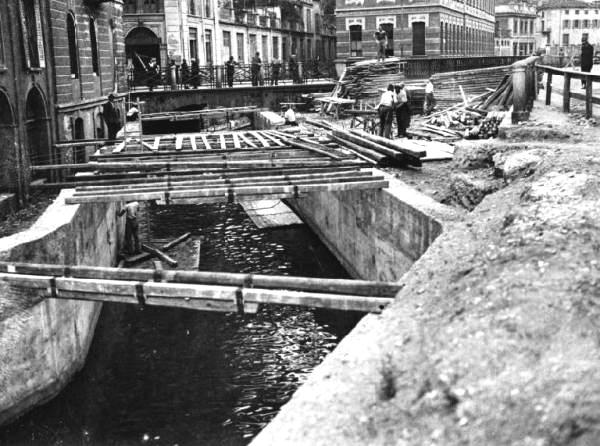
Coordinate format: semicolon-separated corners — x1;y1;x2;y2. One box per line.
494;2;537;56
123;0;334;68
0;0;124;198
536;0;600;55
334;0;496;62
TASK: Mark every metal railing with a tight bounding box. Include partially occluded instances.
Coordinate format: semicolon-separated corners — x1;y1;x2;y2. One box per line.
126;60;337;91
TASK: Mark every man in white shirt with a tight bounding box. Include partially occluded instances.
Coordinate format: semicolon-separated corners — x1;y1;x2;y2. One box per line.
424;78;436;115
284;106;298;126
377;84;396;139
118;201;141;254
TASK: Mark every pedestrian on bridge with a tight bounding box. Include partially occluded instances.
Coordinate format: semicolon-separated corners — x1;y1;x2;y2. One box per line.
271;57;282;85
225;56;237;88
581;34;594;88
118;201;141;255
251;52;262;86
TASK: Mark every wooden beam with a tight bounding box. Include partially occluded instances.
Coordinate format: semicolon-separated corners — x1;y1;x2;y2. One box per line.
200;134;212;150
0;262;403;297
232;132;241;149
219;133;227;150
124;232;191;266
238;132;258;148
142;244;178;267
64;179;389;204
251;131;271;147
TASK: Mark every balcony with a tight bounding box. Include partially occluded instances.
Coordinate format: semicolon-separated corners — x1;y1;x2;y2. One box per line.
234;11;247;24
259;15;269;27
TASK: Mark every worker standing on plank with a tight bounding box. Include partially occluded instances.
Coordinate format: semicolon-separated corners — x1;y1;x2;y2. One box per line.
377;84;396;139
118;201;141;255
394;83;411;138
374;26;388;62
101;94;122;141
423;78;436;116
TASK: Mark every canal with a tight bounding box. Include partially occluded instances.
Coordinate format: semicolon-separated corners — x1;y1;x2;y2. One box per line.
0;202;360;446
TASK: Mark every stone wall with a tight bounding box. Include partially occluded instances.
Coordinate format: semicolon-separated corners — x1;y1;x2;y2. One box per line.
288;170;462;282
0;190;123;426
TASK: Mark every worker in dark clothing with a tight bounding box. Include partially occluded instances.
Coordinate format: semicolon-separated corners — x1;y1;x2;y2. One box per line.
251;52;262;86
225;56;237;88
271;57;282;85
394;83;411;138
581;34;594;88
118;201;141;255
102;94;121;141
288;54;300;84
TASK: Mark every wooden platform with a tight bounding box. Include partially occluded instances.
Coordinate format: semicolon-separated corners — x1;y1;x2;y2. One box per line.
240;200;304;228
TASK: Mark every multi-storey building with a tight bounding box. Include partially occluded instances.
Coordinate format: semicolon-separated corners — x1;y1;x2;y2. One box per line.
123;0;334;68
334;0;496;62
494;1;537;56
537;0;600;55
0;0;124;198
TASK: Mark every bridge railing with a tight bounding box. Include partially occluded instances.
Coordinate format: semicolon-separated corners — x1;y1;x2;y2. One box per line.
404;55;525;79
126;61;337;91
537;64;600;118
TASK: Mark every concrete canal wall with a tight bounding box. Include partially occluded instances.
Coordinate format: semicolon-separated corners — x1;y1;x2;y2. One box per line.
0;190;123;426
288;171;462;282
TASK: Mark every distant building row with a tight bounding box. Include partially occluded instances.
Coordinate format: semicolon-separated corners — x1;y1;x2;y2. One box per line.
123;0;336;70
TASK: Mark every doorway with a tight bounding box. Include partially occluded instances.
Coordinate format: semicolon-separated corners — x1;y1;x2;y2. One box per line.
0;91;17;191
412;22;425;56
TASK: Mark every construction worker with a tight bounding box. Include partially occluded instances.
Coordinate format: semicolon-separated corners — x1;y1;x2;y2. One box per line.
101;94;122;141
118;201;141;255
374;26;388;62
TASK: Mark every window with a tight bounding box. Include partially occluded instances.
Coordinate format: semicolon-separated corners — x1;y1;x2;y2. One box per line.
205;30;213;64
205;0;213;18
20;0;45;68
585;9;589;14
574;19;580;28
349;24;362;57
530;20;534;34
583;19;589;28
249;34;257;56
124;0;136;13
142;0;161;13
594;19;599;27
236;32;244;61
188;0;196;15
67;13;79;77
564;10;569;14
261;35;268;60
562;33;569;45
272;36;279;59
189;28;198;61
223;31;231;58
575;10;579;14
306;9;312;32
89;18;99;75
563;20;570;28
513;18;518;33
0;14;5;66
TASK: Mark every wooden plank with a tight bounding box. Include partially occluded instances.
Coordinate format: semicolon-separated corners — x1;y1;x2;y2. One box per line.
238;132;258;148
175;135;184;151
232;132;241;149
152;136;161;151
563;73;571;113
240;200;304;228
65;179;389;204
123;232;190;266
200;134;212;150
251;131;271;148
0;262;403;297
112;140;126;153
260;131;285;147
190;135;198;150
141;244;178;267
545;72;553;106
219;134;227;150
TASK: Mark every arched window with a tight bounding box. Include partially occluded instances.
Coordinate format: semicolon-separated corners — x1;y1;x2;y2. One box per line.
67;13;79;78
188;0;196;15
89;17;99;75
349;25;362;57
19;0;45;68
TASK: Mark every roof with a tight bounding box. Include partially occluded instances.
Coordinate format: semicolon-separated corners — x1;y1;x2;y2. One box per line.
537;0;596;10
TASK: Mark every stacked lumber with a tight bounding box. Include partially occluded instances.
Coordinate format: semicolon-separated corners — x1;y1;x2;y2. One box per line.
334;59;405;101
430;66;513;109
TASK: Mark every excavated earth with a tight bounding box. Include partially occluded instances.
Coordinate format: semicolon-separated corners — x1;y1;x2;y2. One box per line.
251;105;600;445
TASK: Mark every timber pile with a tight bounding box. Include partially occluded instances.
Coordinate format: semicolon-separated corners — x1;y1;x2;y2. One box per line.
408;74;513;141
334;59;405;101
307;119;424;167
430;66;513;110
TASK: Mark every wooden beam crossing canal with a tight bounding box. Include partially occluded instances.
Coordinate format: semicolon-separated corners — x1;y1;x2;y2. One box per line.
0;262;400;314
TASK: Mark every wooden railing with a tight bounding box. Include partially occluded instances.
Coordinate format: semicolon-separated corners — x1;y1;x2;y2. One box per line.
404;56;525;79
538;65;600;118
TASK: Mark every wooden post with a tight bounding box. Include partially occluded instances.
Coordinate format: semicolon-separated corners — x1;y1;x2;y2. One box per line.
511;62;528;123
545;72;552;106
585;76;593;119
563;73;571;113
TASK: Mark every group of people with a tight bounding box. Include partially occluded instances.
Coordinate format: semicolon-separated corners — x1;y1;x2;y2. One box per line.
376;78;436;139
245;53;302;87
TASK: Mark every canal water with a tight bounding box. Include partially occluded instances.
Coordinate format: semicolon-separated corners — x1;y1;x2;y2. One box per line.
1;203;360;446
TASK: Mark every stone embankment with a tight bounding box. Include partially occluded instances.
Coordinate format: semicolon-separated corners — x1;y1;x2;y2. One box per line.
252;104;600;445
